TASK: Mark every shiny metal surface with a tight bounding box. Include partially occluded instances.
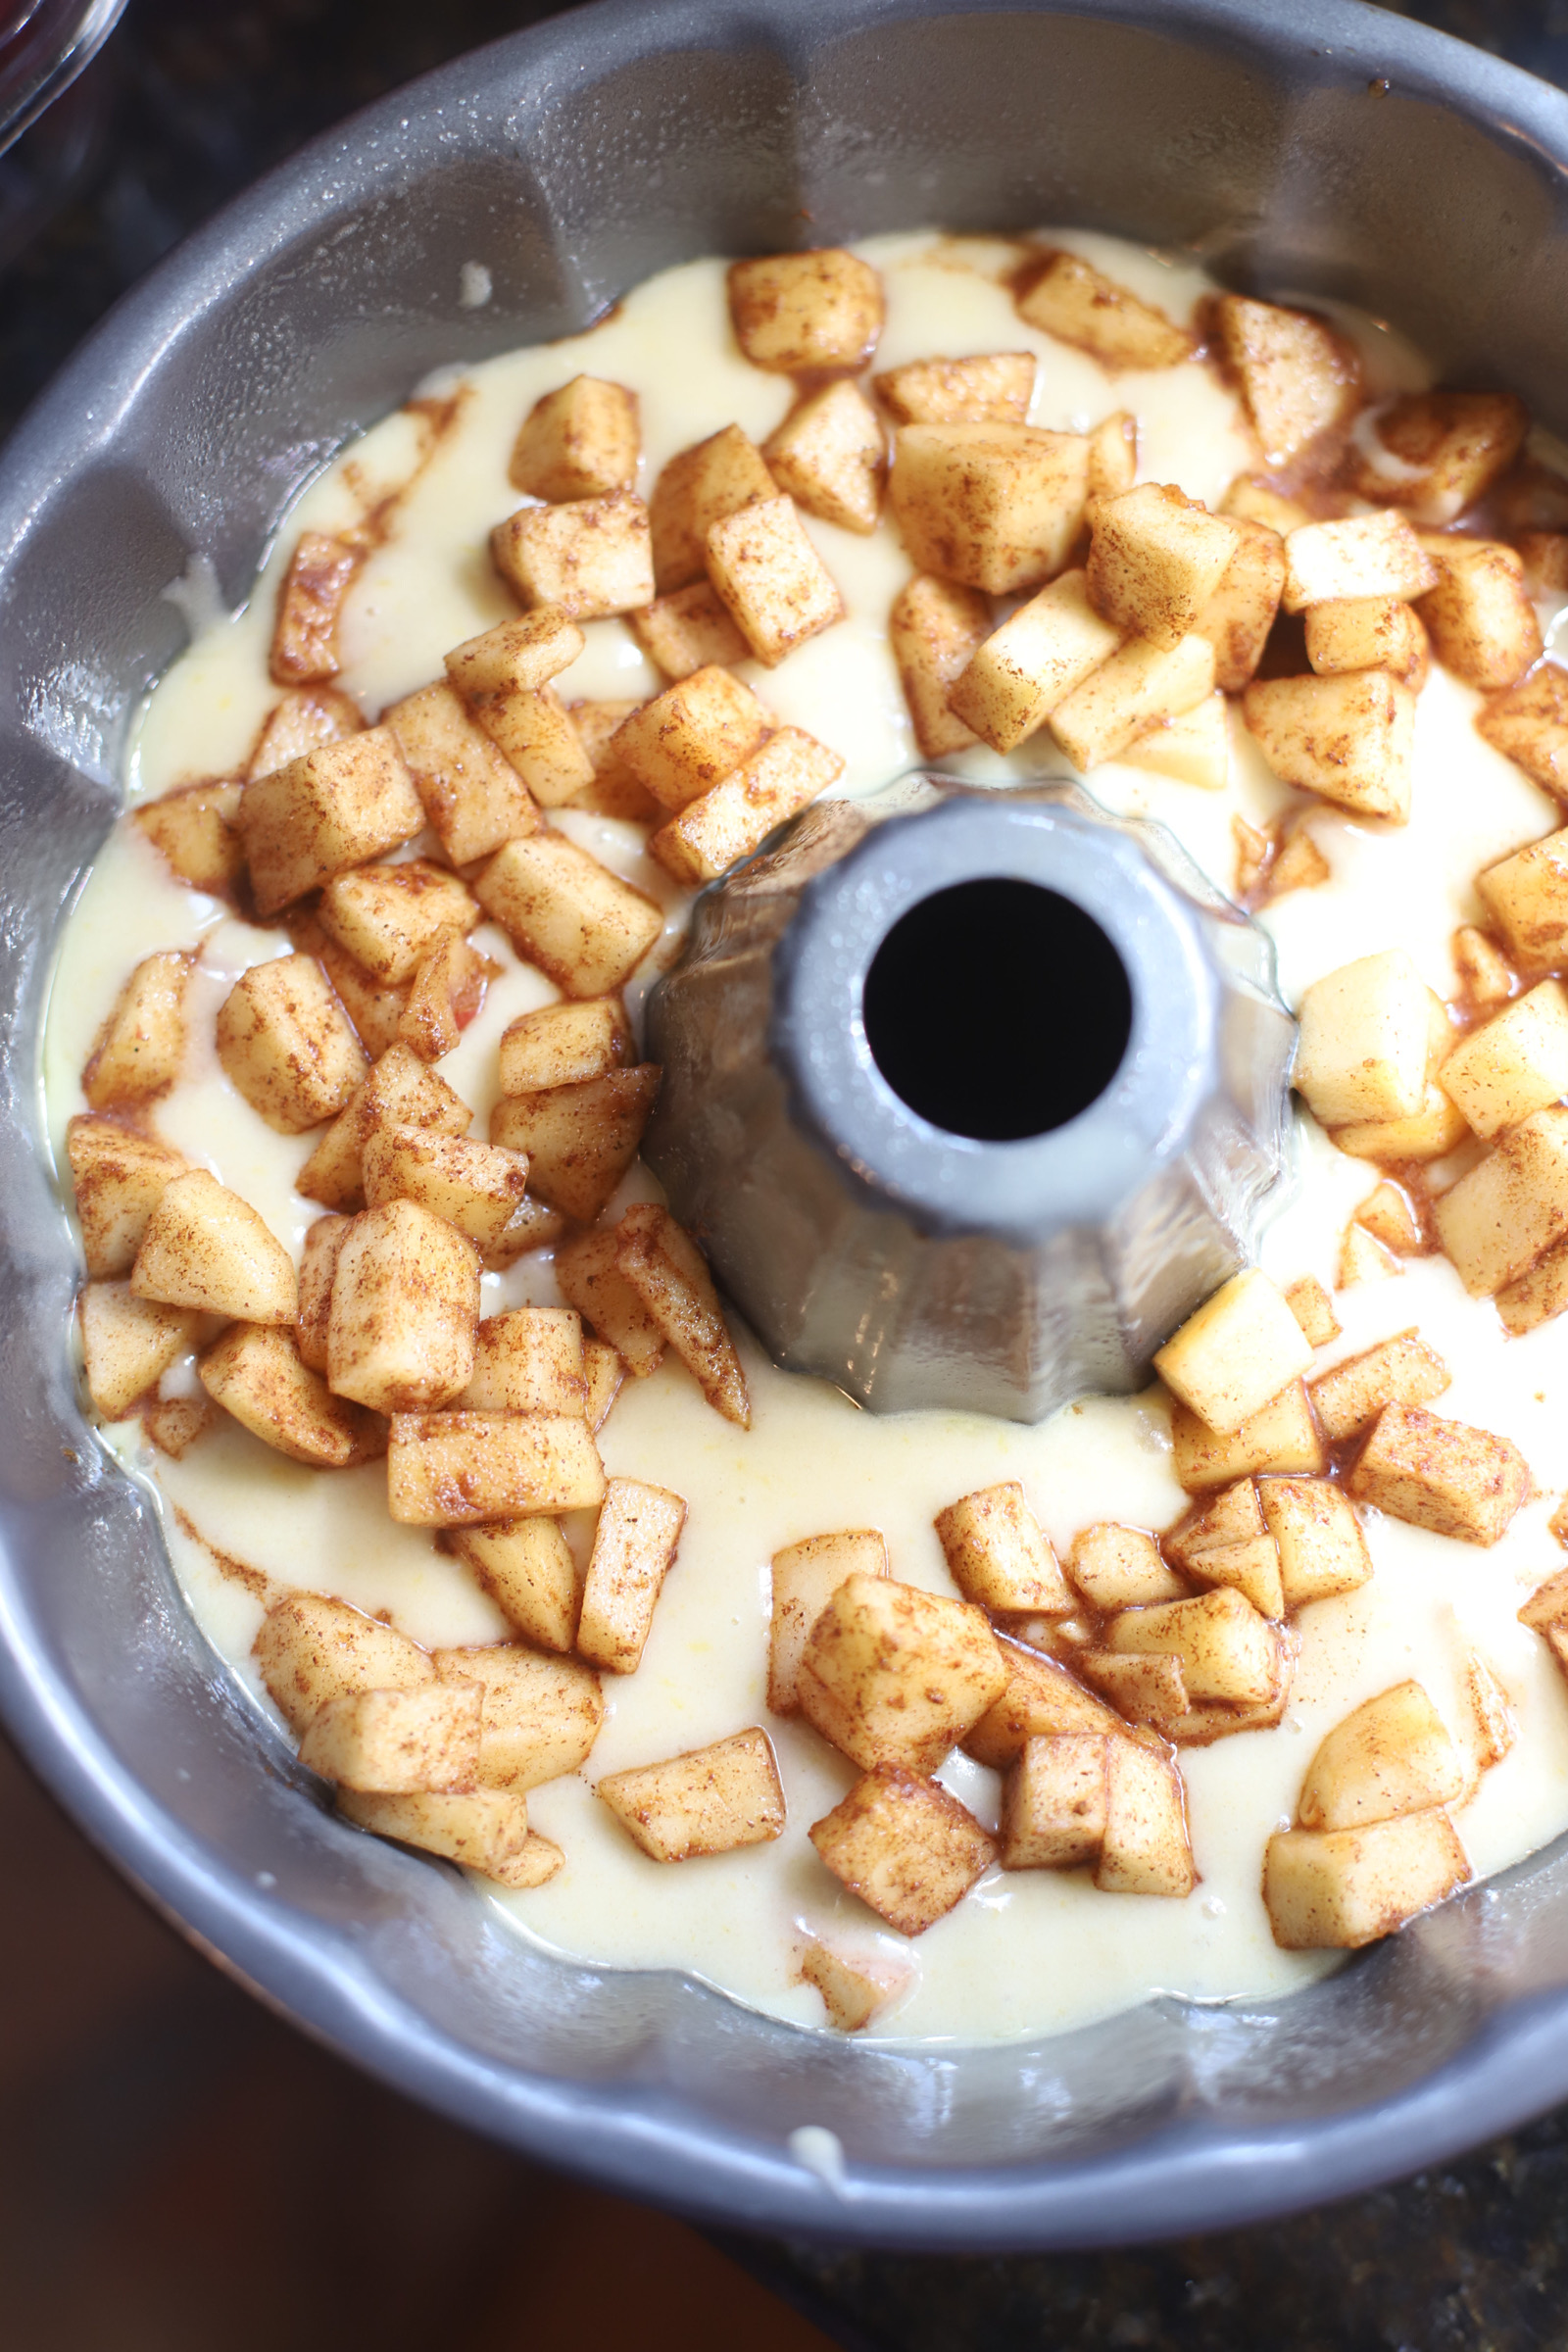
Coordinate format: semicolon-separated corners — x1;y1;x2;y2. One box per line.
4;0;1568;2253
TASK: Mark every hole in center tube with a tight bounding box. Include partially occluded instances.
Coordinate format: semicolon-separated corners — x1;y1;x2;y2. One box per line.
860;877;1132;1142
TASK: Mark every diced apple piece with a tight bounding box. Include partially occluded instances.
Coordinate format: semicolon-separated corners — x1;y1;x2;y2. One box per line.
1298;1680;1465;1832
808;1763;995;1936
387;1409;605;1526
298;1042;470;1213
629;587;749;692
1171;1381;1325;1491
555;1227;666;1375
1263;1810;1469;1949
1347;390;1529;525
1332;1086;1471;1164
1284;1274;1339;1348
490;1063;661;1223
1087;483;1240;650
613;1202;750;1427
764;379;885;534
649;425;779;592
326;1198;478;1411
768;1529;889;1716
1520;1565;1568;1632
1478;827;1568;964
200;1322;383;1466
582;1338;623;1432
434;1644;604;1788
465;685;594;810
999;1734;1108;1869
474;833;663;999
1433;1104;1568;1293
1178;1531;1284;1619
1153;1267;1313;1436
397;934;490;1066
962;1636;1123;1767
508;375;639;501
1496;1234;1568;1335
1518;531;1568;597
339;1786;531;1875
1294;949;1432;1128
1121;694;1230;791
1016;249;1192;368
889;574;992;758
499;999;630;1096
270;531;358;685
1417;538;1541;689
575;1476;687;1674
1304;595;1430;688
1452;925;1514;1009
1165;1476;1264;1558
249;685;363;782
78;1282;199;1419
296;1213;351;1372
318;861;479;988
450;1519;578;1653
1095;1736;1195;1897
612;665;772;812
484;1834;566;1888
254;1590;434;1733
1108;1587;1279;1703
598;1727;785;1861
238;729;423;919
1340;1223;1399;1290
1243;671;1415;822
1076;1647;1191;1729
1067;1523;1185;1608
933;1481;1072;1614
799;1939;911;2033
1476;662;1568;803
361;1127;529;1249
947;568;1120;753
82;951;192;1109
1307;1329;1450;1443
491;490;654;619
887;422;1092;595
483;1195;568;1268
1281;512;1439;612
705;494;843;667
1087;410;1138;500
874;352;1034;425
1050;631;1215;771
67;1117;186;1278
215;952;368;1135
143;1396;218;1457
445;611;584;702
1193;519;1286;693
1221;475;1312;534
133;781;244;896
1355;1181;1422;1254
131;1168;296;1324
1213;295;1358;464
650;724;844;885
287;911;408;1060
728;248;883;372
797;1573;1004;1774
1348;1403;1529;1544
1264;829;1332;902
1257;1477;1373;1604
1438;978;1568;1138
384;680;542;864
1466;1655;1517;1772
462;1306;586;1416
299;1680;481;1792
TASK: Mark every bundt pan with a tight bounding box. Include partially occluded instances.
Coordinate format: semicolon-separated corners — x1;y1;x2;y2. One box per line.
6;0;1568;2254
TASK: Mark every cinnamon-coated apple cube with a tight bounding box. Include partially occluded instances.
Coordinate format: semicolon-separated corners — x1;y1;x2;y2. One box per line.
797;1573;1005;1774
466;684;595;809
1153;1268;1313;1436
384;681;542;865
1339;1222;1398;1290
490;1063;661;1223
563;698;659;821
888;574;992;759
1354;1180;1422;1254
1067;1523;1185;1609
1332;1085;1472;1164
1453;925;1514;1008
142;1396;218;1458
999;1734;1109;1870
808;1763;996;1936
1171;1382;1326;1492
296;1213;351;1372
873;352;1035;426
200;1322;383;1466
649;425;779;593
598;1727;786;1862
947;568;1120;753
933;1481;1073;1615
299;1042;470;1213
298;1680;481;1792
1439;979;1568;1138
612;664;773;812
239;729;423;918
1193;518;1286;693
887;422;1093;595
249;685;363;782
1221;475;1312;534
1177;1532;1284;1620
1478;828;1568;964
326;1198;479;1412
508;374;640;502
67;1117;186;1278
1244;671;1416;822
1298;1680;1465;1834
614;1201;750;1426
461;1306;586;1416
1264;1809;1468;1948
799;1939;911;2033
1264;830;1333;906
1434;1105;1568;1293
728;248;883;372
270;531;359;685
962;1636;1124;1768
287;910;409;1059
1519;1565;1568;1633
444;611;585;703
575;1477;687;1674
1518;531;1568;596
1108;1587;1279;1704
1348;1403;1530;1544
1076;1647;1191;1729
650;724;844;885
1495;1235;1568;1335
1120;693;1230;791
1087;483;1240;650
1257;1478;1372;1605
1477;662;1568;803
1283;1274;1339;1348
1308;1329;1450;1442
1418;538;1542;689
318;860;481;989
1086;410;1138;501
1346;389;1529;524
582;1338;623;1431
451;1518;579;1652
397;934;490;1066
474;833;663;999
82;952;192;1109
555;1227;666;1375
254;1591;435;1734
1304;595;1430;688
339;1786;532;1876
361;1127;529;1249
483;1195;568;1269
388;1409;605;1525
1467;1655;1517;1773
499;999;630;1096
1294;949;1432;1129
78;1282;199;1419
490;490;654;619
628;582;749;683
1095;1736;1196;1897
705;494;843;667
1213;295;1358;464
1049;631;1215;771
434;1644;604;1788
482;1833;566;1889
1165;1476;1264;1558
1282;513;1439;612
133;781;244;896
768;1529;889;1716
764;379;885;534
215;953;368;1135
132;1169;297;1324
1016;249;1192;368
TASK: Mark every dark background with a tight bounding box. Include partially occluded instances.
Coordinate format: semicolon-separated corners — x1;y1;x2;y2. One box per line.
9;2;1568;2344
